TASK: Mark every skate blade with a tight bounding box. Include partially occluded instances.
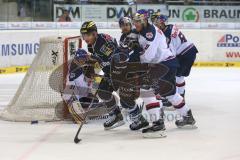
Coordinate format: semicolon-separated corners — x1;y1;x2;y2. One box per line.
143;130;167;138
177;124;198;129
104;121;125;130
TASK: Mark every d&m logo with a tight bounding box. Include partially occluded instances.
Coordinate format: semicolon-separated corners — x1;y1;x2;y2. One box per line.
217;34;240;47
107;7;163;19
107;7;133;19
182;7;199;22
55;6;80;19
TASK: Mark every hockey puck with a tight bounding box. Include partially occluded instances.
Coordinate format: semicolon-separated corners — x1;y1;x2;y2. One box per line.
31;120;39;124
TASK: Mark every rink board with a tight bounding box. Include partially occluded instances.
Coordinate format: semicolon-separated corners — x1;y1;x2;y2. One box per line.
0;62;240;75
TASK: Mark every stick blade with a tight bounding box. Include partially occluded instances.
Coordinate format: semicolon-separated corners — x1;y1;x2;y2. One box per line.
74;137;81;144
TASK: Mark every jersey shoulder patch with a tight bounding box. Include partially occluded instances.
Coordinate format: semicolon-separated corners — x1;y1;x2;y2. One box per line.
142;24;156;42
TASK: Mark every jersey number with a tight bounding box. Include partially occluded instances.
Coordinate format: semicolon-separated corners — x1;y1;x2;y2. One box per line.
178;32;187;44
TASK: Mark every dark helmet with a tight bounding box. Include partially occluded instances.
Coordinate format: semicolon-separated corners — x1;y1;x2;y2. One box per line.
157;14;168;23
150;11;161;23
75;48;88;60
80;21;97;34
133;9;149;24
151;12;168;24
119;17;132;27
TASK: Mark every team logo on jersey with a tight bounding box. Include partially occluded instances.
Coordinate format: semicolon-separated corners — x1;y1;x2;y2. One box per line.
100;43;115;56
217;34;240;47
146;32;153;39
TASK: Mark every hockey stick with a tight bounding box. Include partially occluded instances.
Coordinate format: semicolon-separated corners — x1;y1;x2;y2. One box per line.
74;89;99;144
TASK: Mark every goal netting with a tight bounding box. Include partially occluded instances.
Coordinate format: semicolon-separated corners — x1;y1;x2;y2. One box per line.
0;36;82;122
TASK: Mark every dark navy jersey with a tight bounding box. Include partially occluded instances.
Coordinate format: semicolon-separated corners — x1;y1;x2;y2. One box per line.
119;32;140;63
87;33;119;75
162;24;174;45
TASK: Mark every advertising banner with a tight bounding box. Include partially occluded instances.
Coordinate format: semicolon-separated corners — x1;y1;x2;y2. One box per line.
168;6;240;22
0;30;63;68
0;28;240;69
213;32;240;61
54;4;240;23
53;4;167;22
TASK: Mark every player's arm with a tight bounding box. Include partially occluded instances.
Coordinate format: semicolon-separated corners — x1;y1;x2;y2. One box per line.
171;25;187;51
140;28;172;63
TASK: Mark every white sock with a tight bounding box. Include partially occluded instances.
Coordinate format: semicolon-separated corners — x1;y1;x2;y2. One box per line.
176;104;190;116
176;76;185;95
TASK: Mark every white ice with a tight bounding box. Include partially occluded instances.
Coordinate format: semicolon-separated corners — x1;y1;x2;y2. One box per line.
0;68;240;160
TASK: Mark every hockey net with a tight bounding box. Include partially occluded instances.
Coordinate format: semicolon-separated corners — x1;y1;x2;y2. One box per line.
0;36;82;122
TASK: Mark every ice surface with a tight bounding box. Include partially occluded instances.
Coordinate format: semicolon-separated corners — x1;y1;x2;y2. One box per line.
0;68;240;160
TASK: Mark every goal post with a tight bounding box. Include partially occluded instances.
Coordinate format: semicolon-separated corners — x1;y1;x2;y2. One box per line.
0;36;82;122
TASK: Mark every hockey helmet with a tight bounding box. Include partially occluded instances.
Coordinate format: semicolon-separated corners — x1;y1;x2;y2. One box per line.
133;9;149;24
119;17;132;27
80;21;97;35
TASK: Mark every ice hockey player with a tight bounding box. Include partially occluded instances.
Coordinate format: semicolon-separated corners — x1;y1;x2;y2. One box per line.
129;9;196;137
62;48;99;123
116;16;150;131
80;21;125;130
151;12;198;102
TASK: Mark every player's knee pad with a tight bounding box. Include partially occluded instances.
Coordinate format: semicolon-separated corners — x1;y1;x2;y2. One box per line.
166;93;185;109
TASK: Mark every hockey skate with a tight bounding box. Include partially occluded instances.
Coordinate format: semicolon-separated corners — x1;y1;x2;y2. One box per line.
129;115;149;131
175;110;197;129
104;109;125;130
142;119;167;138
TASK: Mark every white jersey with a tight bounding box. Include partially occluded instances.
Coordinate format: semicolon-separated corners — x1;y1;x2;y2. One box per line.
133;24;175;63
62;60;92;102
163;24;194;56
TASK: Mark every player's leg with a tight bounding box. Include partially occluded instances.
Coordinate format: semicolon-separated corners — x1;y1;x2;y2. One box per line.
98;78;125;130
62;74;91;123
161;58;196;128
138;63;173;137
141;89;166;138
120;93;149;131
176;76;185;98
176;46;197;98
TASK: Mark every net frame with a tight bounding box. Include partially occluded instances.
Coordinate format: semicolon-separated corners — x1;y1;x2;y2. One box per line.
0;36;82;122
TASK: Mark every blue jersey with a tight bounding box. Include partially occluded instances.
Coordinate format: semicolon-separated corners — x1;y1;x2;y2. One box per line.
119;32;140;62
87;33;119;75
